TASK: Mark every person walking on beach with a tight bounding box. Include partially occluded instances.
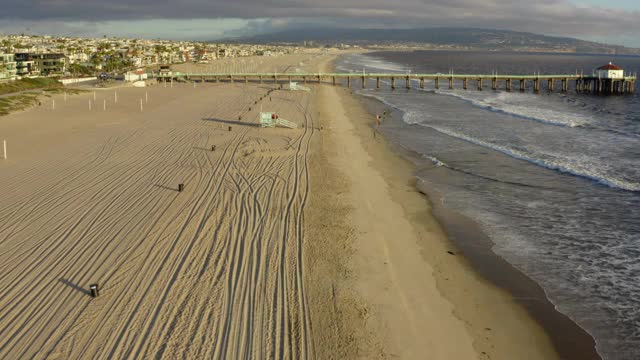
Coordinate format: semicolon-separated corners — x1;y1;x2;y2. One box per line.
373;114;382;139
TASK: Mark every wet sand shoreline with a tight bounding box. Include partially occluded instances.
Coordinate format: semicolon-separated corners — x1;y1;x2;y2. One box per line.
0;50;599;359
354;92;601;359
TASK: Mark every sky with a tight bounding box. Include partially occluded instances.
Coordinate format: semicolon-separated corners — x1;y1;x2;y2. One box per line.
0;0;639;47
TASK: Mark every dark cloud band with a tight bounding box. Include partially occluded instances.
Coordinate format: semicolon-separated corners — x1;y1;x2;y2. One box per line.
0;0;638;41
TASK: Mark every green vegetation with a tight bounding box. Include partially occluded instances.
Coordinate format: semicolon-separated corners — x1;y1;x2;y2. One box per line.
0;78;61;96
0;86;84;116
103;57;133;73
0;94;40;116
68;63;95;77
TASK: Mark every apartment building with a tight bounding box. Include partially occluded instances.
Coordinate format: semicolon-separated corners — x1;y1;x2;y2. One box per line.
15;53;67;76
14;53;38;76
33;53;67;75
0;53;17;80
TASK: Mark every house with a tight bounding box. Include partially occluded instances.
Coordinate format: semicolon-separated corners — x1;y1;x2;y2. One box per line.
124;69;148;82
67;51;89;64
16;53;67;76
14;53;38;76
0;53;17;80
596;62;624;79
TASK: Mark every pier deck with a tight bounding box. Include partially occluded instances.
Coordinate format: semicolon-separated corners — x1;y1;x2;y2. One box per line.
153;72;637;94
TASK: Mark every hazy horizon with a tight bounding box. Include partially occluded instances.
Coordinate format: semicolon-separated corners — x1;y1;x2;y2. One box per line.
0;0;639;46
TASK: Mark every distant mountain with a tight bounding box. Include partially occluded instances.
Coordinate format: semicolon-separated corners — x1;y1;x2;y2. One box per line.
224;28;640;55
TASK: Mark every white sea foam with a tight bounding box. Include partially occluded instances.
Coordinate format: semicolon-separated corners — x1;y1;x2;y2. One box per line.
422;155;447;167
344;52;640;360
433;90;593;128
347;54;409;73
403;112;640;192
356;91;407;113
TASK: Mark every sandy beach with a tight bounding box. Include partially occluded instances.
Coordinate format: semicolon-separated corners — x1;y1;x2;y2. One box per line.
0;52;562;359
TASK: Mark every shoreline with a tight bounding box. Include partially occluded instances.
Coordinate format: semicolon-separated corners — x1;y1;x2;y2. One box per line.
0;50;603;358
349;86;601;359
310;54;564;358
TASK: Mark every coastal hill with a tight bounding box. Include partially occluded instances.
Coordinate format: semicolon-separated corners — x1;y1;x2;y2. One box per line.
228;27;640;55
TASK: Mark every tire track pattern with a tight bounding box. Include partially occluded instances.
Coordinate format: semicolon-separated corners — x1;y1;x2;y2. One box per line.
0;85;316;359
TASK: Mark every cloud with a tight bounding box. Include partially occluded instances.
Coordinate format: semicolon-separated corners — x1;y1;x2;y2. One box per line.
0;0;638;44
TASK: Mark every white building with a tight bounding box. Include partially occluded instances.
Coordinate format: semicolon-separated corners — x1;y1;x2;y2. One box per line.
124;69;148;82
596;62;624;79
67;52;90;64
0;53;17;81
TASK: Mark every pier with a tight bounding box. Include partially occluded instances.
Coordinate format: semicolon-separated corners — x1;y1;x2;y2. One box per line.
154;71;636;95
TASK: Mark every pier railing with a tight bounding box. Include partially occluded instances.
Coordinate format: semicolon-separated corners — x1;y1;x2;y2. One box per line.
152;72;636;94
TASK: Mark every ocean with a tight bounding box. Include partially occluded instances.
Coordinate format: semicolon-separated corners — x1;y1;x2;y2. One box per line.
335;51;640;360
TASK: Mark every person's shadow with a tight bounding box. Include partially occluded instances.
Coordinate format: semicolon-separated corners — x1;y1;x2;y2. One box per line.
59;278;91;297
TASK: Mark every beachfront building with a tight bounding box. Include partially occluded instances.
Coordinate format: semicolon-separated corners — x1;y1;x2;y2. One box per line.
31;53;67;75
124;69;148;82
596;62;624;79
14;53;68;76
14;53;39;76
0;53;17;81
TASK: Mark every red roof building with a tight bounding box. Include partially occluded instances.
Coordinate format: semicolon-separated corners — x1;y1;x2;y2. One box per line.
595;62;624;79
597;62;623;71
